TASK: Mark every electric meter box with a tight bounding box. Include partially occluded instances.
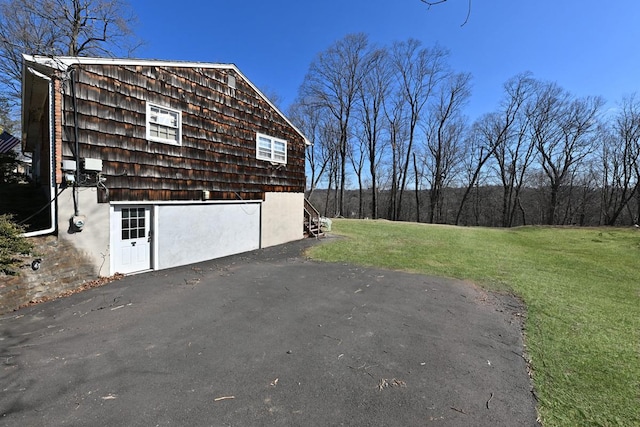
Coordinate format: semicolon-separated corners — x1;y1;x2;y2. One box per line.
62;160;77;171
82;158;103;172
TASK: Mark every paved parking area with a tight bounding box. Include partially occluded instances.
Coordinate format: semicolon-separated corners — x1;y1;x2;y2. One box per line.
0;238;538;426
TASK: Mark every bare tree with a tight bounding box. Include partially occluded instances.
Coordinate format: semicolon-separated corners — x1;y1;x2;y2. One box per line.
348;132;367;218
453;72;534;226
299;33;377;216
288;101;333;199
635;163;640;225
389;39;449;220
599;95;640;225
322;138;341;217
383;91;409;220
0;0;140;110
0;96;18;132
0;0;56;107
296;32;633;227
356;48;391;219
572;160;600;226
455;117;495;225
487;73;537;227
421;72;471;223
529;82;604;225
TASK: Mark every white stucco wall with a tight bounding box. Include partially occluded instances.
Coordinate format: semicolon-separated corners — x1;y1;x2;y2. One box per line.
55;191;300;276
155;202;261;270
261;192;304;248
57;187;111;276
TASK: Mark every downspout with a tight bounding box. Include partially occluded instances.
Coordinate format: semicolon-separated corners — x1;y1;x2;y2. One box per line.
70;67;80;217
23;67;56;237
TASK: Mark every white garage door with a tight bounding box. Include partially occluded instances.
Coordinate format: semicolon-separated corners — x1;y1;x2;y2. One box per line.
155;202;261;270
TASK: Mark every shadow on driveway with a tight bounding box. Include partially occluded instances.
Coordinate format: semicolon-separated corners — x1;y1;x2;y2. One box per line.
0;238;539;426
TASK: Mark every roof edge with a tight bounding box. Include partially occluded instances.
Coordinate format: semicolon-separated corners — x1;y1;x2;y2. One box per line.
22;54;237;71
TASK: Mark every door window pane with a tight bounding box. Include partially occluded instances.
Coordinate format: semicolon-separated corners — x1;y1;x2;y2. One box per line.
121;208;147;241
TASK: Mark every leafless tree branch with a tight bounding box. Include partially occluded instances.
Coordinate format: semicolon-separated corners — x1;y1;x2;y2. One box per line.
420;0;448;6
420;0;472;27
0;0;141;119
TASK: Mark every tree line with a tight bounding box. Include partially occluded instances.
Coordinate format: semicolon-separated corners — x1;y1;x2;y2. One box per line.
290;33;640;227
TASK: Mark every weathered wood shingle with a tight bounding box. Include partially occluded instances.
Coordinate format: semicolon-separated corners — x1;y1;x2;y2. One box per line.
61;63;305;202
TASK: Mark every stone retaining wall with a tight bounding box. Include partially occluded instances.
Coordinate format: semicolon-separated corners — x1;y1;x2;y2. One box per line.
0;235;98;314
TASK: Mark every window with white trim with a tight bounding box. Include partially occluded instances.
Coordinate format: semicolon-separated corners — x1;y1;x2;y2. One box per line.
256;133;287;164
146;102;182;145
121;207;146;240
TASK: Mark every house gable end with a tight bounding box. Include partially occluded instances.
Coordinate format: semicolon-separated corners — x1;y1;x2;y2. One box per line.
22;56;306;203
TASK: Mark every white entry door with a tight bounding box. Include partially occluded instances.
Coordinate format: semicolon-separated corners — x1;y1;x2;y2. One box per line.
113;206;151;274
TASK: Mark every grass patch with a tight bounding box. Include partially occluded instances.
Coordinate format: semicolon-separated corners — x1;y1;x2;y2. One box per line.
308;219;640;426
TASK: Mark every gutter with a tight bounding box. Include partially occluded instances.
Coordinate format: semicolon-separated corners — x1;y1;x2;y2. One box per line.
23;66;56;237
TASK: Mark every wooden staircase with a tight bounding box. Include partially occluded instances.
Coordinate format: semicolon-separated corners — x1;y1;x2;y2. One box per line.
304;198;324;238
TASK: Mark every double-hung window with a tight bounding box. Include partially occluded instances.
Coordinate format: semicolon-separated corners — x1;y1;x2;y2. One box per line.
256;133;287;164
147;102;182;145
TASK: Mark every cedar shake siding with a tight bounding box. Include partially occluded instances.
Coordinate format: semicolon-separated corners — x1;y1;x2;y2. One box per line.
60;64;305;202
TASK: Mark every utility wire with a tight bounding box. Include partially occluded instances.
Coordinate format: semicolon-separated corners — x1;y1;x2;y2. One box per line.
17;186;66;225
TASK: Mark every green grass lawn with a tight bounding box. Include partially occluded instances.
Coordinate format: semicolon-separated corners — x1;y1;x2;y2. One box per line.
307;219;640;427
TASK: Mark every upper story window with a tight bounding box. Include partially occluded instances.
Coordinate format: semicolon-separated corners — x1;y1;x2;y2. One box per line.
256;133;287;164
147;102;182;145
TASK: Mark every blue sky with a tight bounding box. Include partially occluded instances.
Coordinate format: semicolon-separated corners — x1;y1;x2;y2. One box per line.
129;0;640;121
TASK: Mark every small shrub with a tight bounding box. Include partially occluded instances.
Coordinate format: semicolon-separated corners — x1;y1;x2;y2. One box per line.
0;214;33;275
0;151;22;184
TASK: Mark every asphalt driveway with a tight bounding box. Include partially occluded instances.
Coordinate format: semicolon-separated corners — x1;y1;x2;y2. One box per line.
0;238;538;426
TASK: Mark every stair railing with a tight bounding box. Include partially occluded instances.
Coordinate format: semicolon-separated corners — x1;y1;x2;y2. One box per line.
304;198;321;237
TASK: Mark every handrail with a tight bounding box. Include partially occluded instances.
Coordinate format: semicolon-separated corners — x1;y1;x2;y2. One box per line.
304;198;321;237
304;198;320;218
